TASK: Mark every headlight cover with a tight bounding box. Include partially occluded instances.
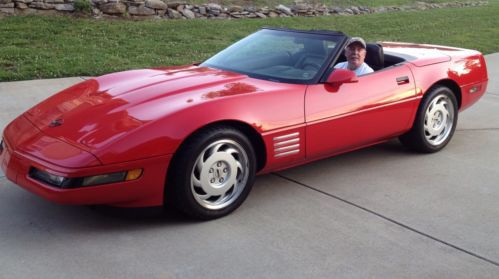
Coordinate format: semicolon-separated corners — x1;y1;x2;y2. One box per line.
29;167;143;189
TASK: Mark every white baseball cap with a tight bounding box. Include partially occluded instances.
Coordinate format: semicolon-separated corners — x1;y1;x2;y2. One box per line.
347;37;367;49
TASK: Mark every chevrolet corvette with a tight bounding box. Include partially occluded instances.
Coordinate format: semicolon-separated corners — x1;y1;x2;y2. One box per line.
0;28;488;219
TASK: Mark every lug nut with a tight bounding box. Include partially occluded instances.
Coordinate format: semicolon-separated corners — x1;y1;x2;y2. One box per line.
223;168;227;173
209;168;213;173
219;178;224;183
210;178;215;183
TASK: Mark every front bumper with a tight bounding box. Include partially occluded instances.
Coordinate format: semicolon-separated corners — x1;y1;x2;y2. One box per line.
0;118;172;208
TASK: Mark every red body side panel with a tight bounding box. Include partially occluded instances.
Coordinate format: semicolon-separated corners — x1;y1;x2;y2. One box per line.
384;43;489;111
260;125;307;172
1;66;306;206
23;67;306;165
96;75;306;164
305;64;417;159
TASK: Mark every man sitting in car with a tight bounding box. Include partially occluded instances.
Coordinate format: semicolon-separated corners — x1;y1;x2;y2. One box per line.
334;37;374;76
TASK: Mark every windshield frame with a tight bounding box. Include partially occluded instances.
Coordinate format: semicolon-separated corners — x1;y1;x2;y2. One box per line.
201;28;348;85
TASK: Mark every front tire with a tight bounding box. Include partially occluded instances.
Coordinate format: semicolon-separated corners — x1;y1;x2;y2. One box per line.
399;86;458;153
167;126;256;220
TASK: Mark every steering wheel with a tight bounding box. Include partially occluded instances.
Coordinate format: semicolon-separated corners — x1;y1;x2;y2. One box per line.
302;62;321;72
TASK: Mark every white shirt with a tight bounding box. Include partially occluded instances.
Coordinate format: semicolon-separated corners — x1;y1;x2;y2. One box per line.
334;62;374;76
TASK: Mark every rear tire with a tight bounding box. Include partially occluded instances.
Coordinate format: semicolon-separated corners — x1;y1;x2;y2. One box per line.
399;86;458;153
167;126;256;220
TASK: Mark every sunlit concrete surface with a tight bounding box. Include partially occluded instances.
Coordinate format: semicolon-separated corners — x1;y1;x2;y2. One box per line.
0;54;498;278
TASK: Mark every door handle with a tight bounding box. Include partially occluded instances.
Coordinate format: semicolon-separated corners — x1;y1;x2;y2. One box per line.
396;76;410;85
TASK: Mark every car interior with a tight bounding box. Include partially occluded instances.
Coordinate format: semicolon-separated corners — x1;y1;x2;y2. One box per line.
258;42;407;80
215;40;408;83
334;43;407;71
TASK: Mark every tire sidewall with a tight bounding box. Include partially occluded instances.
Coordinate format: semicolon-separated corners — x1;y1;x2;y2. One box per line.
170;127;256;220
416;87;458;152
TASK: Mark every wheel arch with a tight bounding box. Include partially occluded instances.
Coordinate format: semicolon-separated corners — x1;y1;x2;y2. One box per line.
427;79;462;109
171;120;267;173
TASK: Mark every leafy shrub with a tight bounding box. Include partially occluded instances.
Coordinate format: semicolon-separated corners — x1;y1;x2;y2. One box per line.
74;0;92;14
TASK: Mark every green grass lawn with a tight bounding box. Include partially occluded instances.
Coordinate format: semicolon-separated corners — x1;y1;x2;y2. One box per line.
328;0;474;6
188;0;475;8
0;1;498;81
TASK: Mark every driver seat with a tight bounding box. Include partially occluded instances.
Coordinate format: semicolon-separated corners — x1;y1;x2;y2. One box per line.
365;43;384;71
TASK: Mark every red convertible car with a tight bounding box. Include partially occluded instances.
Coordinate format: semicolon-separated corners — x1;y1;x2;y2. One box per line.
0;28;488;219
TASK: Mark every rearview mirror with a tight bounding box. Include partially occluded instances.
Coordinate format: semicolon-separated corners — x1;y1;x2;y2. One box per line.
326;69;358;85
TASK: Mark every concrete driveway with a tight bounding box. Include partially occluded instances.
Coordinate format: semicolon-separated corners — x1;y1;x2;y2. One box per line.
1;54;498;278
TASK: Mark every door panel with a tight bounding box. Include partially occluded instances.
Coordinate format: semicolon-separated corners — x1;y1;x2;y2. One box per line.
305;64;417;159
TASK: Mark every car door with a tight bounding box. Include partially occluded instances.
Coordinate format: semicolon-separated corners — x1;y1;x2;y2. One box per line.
305;64;418;159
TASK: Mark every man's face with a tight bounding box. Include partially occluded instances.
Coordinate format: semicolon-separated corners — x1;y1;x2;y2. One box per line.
345;43;366;69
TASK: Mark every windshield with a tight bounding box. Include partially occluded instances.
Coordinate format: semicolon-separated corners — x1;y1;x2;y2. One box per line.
201;29;344;84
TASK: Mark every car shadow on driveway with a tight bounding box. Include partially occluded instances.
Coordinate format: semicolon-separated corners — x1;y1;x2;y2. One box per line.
1;139;411;226
0;138;452;236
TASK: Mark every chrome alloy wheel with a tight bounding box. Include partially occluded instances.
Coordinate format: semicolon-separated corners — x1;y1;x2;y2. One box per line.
424;94;455;146
190;139;249;210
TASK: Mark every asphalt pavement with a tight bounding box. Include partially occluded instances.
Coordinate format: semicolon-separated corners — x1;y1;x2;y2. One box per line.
0;54;498;278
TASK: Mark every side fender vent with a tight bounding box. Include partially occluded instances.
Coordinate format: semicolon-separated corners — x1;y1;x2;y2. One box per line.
273;132;300;158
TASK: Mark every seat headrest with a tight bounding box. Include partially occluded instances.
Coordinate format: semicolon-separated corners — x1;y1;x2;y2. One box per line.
365;43;384;71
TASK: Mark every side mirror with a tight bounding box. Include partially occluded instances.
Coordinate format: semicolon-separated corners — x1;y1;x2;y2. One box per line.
326;69;358;85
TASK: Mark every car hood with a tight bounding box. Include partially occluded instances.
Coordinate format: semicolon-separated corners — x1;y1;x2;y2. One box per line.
24;65;257;153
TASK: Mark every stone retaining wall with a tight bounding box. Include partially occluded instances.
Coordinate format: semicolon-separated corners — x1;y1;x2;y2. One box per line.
0;0;488;19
